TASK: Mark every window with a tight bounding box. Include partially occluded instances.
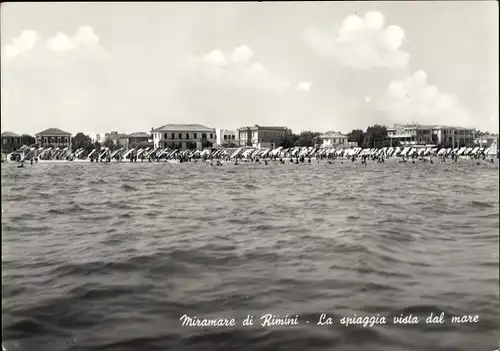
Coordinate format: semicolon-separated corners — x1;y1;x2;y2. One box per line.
232;135;235;140
172;133;175;139
202;133;207;139
186;133;189;139
224;135;227;140
178;133;182;139
210;133;213;139
164;133;168;139
194;133;197;139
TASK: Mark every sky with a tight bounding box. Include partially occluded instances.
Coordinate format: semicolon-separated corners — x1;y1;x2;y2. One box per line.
1;2;498;136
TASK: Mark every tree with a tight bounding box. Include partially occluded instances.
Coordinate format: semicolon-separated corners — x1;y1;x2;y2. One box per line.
20;134;36;146
363;125;388;148
279;134;299;148
296;131;321;147
72;132;94;152
346;129;365;147
385;138;401;147
103;139;115;149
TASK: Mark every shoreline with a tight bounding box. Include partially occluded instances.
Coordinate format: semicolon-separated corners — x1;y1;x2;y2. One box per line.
2;144;498;165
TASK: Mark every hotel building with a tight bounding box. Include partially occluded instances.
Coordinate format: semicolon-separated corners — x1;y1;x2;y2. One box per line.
387;124;475;147
237;125;290;148
35;128;72;148
151;124;216;149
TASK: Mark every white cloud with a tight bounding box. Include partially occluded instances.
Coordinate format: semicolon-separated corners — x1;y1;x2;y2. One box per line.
304;11;409;70
193;46;290;92
2;26;108;65
230;45;254;63
46;32;76;52
297;81;312;91
382;70;473;127
3;30;38;60
45;26;107;60
72;26;100;47
200;48;227;66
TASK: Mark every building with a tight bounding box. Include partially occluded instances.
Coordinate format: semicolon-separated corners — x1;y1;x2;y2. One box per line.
151;124;216;149
35;128;72;148
387;123;475;147
387;124;434;145
475;133;499;148
105;131;129;147
216;129;238;146
319;131;349;148
237;125;290;148
128;132;151;147
432;125;475;147
1;132;22;152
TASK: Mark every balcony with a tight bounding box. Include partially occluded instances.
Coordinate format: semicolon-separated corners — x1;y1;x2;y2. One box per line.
388;133;412;138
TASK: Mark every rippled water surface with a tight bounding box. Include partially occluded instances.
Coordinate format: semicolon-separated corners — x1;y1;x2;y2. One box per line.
2;161;499;351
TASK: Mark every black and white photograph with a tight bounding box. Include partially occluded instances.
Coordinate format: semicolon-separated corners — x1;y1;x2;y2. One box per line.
1;2;499;351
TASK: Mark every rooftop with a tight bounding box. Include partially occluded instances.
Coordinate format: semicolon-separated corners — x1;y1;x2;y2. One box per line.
432;125;475;130
1;132;20;138
388;123;475;131
36;128;71;136
106;132;128;139
128;132;150;138
152;124;215;132
320;131;347;138
238;125;289;130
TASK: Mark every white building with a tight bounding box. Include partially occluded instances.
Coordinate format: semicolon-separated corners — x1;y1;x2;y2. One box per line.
151;124;216;149
216;129;238;146
237;125;290;148
387;123;475;147
319;131;348;147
